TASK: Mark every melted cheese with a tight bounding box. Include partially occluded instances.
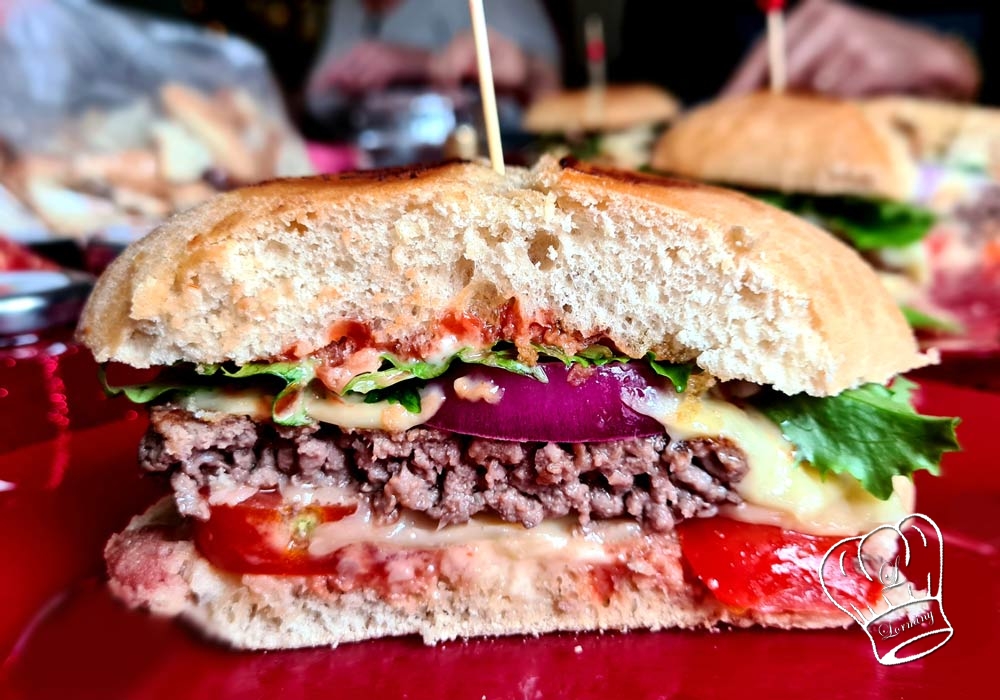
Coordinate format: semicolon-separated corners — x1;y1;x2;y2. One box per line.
621;386;914;536
180;390;271;419
179;385;445;432
306;505;644;601
309;507;638;562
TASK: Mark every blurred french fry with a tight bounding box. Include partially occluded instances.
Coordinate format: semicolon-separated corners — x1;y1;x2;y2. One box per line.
24;179;126;238
109;186;172;219
152;120;214;184
160;82;258;183
71;149;162;195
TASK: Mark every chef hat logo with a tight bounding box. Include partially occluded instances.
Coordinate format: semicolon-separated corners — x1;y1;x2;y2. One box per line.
820;514;953;666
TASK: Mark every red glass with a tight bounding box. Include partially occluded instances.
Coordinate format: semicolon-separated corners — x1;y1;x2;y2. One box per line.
0;379;996;699
0;328;137;488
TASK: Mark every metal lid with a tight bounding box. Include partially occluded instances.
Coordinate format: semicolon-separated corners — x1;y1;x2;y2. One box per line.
0;270;94;337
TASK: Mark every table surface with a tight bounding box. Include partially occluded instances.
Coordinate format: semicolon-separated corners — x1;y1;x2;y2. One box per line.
0;379;997;700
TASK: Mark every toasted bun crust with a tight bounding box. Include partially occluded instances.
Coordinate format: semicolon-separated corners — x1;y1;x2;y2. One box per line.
105;498;846;650
651;92;917;200
523;84;680;134
78;156;930;396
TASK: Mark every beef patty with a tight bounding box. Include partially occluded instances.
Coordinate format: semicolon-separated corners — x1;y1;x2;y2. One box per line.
141;406;749;533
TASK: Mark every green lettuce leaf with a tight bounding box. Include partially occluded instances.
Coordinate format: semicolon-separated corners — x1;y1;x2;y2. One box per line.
535;133;602;161
344;346;549;395
753;378;960;500
646;356;694;393
99;374;187;404
342;355;455;394
102;346;701;423
569;134;602;161
99;367;186;404
457;346;549;381
197;361;314;382
755;192;936;250
534;343;631;368
362;385;423;413
198;361;317;426
900;305;964;334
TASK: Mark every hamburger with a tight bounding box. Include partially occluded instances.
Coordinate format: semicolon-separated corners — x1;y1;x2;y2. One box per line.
862;96;1000;283
863;96;1000;182
80;157;959;649
649;92;964;332
523;84;680;169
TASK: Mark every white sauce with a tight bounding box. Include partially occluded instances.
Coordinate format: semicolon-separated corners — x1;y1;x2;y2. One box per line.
180;384;445;432
308;501;639;563
453;375;505;404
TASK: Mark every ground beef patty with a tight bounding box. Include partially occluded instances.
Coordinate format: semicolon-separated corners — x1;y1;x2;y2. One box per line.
142;406;749;532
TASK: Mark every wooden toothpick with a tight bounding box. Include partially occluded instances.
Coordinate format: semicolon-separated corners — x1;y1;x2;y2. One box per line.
584;13;607;127
468;0;505;174
761;1;787;93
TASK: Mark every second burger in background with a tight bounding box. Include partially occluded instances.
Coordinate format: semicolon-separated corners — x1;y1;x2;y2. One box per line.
524;84;680;169
650;91;964;334
863;96;1000;285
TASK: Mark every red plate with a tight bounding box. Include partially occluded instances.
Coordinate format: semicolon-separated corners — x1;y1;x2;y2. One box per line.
1;380;997;700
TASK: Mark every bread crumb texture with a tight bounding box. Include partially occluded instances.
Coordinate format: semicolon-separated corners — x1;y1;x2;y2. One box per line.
78;156;930;396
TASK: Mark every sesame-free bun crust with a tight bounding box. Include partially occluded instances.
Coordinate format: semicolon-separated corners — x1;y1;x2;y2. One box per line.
523;84;680;134
863;96;1000;173
105;498;846;650
78;156;930;396
651;92;917;200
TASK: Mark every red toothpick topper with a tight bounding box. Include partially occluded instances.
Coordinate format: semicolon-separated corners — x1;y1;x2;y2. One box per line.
586;40;605;64
584;13;606;89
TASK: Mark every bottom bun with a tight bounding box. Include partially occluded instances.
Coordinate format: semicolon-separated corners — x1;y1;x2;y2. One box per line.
105;498;847;650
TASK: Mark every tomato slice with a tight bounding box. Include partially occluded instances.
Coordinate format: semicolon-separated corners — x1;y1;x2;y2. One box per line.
192;492;357;575
676;517;881;614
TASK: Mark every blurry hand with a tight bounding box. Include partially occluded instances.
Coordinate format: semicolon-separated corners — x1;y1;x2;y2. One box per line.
430;29;559;100
722;0;980;100
430;29;529;90
315;41;432;95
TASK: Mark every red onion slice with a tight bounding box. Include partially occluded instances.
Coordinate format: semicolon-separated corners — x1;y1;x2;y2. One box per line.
424;362;668;443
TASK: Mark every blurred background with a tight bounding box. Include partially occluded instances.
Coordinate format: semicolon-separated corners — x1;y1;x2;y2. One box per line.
105;0;1000;137
105;0;1000;111
0;0;997;250
0;0;996;277
1;0;998;181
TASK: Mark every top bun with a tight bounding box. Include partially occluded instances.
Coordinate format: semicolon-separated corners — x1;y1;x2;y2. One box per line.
863;96;1000;172
651;92;917;200
78;157;930;397
523;84;680;134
